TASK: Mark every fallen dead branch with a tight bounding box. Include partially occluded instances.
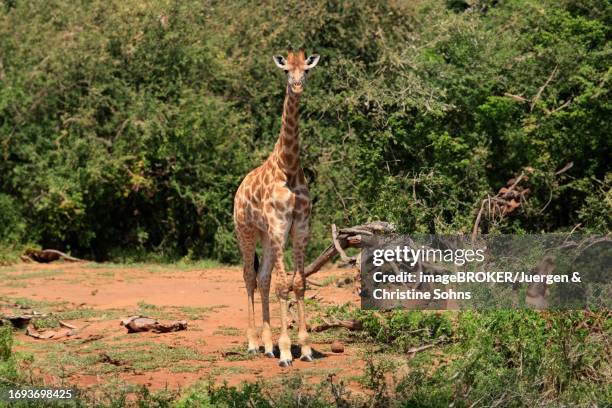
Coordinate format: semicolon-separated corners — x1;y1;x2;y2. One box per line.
472;171;531;240
331;223;353;264
120;316;187;333
80;334;104;343
59;320;78;329
291;220;453;293
311;317;363;332
22;248;84;263
24;321;89;340
288;221;395;291
26;325;73;340
406;343;437;354
407;336;450;355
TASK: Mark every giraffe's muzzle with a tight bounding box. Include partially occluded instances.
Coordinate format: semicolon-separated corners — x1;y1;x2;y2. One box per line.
291;83;304;93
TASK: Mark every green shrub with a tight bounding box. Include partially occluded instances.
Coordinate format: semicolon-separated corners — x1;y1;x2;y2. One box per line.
0;0;609;261
0;325;18;384
0;194;25;244
359;310;453;352
394;310;612;407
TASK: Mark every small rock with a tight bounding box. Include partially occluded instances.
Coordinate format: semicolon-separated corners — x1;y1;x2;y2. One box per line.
330;341;344;353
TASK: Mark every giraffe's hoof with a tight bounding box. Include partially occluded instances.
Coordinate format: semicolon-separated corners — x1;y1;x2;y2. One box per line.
278;359;293;368
300;354;313;362
247;348;259;355
264;352;275;358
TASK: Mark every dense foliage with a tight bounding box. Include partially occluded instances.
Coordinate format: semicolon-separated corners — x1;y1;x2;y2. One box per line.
0;325;19;391
0;0;610;261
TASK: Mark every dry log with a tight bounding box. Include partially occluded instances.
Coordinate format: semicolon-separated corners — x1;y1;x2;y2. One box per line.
120;315;187;333
311;317;363;332
304;243;341;278
26;325;73;340
23;249;84;263
288;221;396;291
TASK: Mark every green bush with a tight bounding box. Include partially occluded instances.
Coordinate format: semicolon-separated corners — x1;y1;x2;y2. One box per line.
0;0;609;262
0;194;25;244
0;325;18;385
395;310;611;407
360;310;453;352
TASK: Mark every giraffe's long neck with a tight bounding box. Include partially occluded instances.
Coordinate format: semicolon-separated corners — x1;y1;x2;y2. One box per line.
273;85;301;176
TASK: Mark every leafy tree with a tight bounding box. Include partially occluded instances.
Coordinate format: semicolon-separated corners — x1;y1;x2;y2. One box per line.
0;0;609;261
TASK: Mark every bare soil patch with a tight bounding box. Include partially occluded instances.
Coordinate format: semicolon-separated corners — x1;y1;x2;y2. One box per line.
0;262;364;391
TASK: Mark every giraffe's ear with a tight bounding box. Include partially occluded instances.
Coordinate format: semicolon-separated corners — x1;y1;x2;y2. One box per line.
273;55;287;69
305;54;320;69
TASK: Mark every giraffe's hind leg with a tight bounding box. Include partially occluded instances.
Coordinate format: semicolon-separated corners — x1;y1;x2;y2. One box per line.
236;225;259;354
257;236;274;357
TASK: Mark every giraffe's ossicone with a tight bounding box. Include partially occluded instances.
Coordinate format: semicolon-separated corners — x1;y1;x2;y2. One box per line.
233;48;320;367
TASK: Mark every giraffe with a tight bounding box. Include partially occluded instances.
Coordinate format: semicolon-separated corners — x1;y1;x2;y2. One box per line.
233;48;320;367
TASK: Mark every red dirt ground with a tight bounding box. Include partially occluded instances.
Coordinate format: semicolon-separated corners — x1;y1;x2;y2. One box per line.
0;262;365;392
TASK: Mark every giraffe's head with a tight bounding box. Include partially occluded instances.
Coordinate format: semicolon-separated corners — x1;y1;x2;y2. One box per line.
273;49;320;94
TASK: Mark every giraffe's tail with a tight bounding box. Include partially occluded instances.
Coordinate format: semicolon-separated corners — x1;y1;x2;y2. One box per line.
253;252;260;288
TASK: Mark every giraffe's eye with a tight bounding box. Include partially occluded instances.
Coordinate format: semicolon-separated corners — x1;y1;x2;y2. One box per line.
284;70;288;74
304;69;309;74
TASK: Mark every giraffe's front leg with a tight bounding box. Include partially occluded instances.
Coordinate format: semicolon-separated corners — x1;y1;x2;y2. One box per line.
266;189;296;367
267;218;293;367
292;219;312;362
